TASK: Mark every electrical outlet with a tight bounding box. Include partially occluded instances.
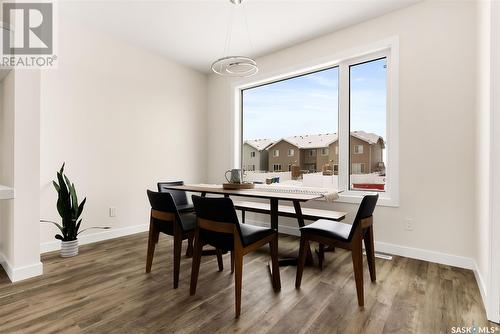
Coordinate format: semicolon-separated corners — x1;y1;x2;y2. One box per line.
404;218;414;231
109;207;117;217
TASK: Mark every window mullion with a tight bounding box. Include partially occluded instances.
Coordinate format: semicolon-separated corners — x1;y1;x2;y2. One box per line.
338;62;350;192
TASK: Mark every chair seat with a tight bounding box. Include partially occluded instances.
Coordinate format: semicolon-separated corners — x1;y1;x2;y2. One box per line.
300;219;352;241
239;224;274;247
177;203;195;213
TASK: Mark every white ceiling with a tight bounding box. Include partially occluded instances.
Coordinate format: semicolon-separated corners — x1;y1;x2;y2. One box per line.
62;0;419;73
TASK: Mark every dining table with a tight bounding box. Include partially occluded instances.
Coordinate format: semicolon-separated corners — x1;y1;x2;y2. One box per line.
162;183;341;269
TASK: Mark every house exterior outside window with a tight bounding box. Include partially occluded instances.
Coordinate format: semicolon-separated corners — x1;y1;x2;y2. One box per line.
264;132;383;175
352;163;366;174
242;139;274;172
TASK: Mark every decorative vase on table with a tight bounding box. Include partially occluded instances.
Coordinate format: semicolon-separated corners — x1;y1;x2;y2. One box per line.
41;163;109;258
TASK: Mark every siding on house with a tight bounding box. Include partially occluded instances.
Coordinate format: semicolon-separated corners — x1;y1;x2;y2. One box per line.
267;140;300;171
242;139;274;171
242;143;259;171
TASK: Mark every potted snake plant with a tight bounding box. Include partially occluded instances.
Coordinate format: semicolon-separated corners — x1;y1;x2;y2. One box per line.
41;163;109;257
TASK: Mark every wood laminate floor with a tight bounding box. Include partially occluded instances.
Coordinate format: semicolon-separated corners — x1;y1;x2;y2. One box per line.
0;233;492;334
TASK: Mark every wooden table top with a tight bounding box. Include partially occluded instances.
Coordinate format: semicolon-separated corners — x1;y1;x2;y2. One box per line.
163;184;323;202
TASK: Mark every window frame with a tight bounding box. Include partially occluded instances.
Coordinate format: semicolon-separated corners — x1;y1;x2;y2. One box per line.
288;148;295;157
233;37;399;207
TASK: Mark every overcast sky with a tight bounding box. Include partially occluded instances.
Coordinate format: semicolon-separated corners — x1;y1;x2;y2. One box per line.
242;58;387;141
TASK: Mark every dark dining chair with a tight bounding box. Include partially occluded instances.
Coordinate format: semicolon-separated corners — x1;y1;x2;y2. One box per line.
157;181;194;213
146;190;223;289
190;195;281;318
295;194;379;307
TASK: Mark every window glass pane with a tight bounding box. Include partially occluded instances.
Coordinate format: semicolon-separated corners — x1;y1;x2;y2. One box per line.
242;67;339;188
349;58;387;191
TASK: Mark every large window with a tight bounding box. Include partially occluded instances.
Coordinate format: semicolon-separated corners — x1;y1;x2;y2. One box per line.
239;46;397;205
242;66;339;182
349;58;387;190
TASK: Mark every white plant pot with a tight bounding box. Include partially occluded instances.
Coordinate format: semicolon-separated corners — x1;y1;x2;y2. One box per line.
60;239;79;258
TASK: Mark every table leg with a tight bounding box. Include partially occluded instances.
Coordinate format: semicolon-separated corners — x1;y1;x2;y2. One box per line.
292;200;314;265
268;199;314;279
270;198;278;231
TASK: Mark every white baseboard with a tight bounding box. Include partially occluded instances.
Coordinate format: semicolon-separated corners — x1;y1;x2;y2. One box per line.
374;241;475;270
473;261;488;318
40;223;149;254
246;218;475;270
0;251;43;282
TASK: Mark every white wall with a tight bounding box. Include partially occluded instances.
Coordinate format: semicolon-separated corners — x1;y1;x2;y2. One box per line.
0;72;15;266
0;69;43;282
39;14;208;248
207;1;478;261
489;1;500;322
475;0;500;323
475;0;492;317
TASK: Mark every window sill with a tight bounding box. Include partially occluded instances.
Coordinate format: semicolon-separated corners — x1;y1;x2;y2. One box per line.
335;190;398;207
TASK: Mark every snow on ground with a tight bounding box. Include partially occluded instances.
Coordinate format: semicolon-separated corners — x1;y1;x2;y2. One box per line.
244;171;385;190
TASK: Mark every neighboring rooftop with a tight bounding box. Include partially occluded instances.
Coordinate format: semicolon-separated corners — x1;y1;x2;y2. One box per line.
351;130;384;145
284;133;338;149
264;131;384;150
244;139;275;151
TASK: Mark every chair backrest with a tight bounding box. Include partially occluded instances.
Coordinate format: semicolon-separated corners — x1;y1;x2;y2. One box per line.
191;195;240;251
147;189;179;214
347;193;379;241
147;189;180;223
157;181;188;206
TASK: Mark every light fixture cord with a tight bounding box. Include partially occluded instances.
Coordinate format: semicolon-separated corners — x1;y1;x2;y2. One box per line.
223;2;236;57
242;1;254;54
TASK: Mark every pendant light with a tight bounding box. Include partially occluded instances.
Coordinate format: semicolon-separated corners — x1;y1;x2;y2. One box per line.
211;0;258;77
